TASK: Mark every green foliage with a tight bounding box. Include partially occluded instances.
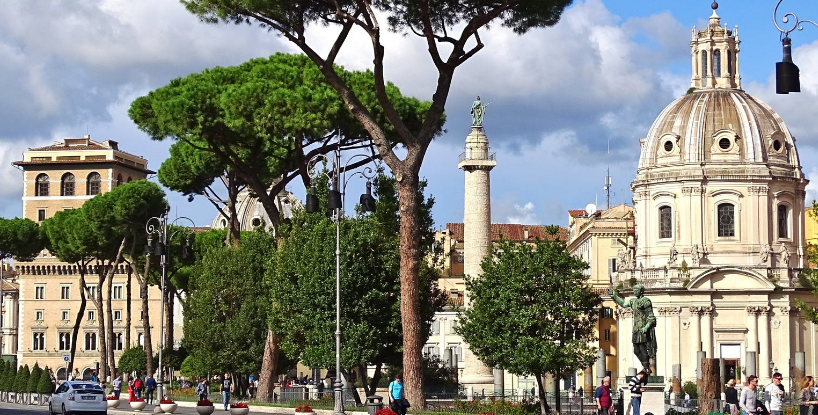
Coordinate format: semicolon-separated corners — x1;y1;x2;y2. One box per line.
119;346;149;375
15;365;30;394
180;355;207;378
1;362;12;392
0;217;45;262
28;363;41;393
37;367;53;394
457;234;600;397
269;174;445;384
683;381;698;399
154;347;186;372
798;201;818;322
450;398;541;415
183;231;277;375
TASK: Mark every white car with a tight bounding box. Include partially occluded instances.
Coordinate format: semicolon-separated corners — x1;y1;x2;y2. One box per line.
49;381;107;415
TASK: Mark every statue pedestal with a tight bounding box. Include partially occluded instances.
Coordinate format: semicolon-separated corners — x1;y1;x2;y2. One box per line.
640;384;665;415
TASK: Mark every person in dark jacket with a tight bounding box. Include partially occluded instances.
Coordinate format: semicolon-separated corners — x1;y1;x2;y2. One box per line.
725;379;739;415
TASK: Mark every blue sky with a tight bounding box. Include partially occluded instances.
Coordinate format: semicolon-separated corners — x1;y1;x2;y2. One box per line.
0;0;817;230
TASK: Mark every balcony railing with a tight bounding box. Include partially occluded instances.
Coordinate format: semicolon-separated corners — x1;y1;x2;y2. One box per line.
611;266;803;289
458;150;496;163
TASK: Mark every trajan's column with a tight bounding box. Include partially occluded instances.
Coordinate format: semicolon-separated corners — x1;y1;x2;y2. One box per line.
457;97;497;393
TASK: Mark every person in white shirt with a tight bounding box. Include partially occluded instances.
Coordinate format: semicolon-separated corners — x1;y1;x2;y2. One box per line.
765;373;785;415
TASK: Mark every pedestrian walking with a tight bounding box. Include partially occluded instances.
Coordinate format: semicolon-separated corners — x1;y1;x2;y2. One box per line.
628;371;646;415
221;373;233;411
765;373;785;415
133;376;144;399
389;375;409;415
145;374;157;404
112;376;122;399
740;375;763;415
196;379;209;401
799;376;818;415
595;376;614;415
725;379;739;415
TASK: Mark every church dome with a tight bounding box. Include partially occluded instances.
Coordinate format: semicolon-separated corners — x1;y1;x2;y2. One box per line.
636;4;803;180
637;89;802;175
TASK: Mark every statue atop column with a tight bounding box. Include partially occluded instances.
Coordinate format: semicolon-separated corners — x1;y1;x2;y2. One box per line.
609;284;657;374
470;96;488;126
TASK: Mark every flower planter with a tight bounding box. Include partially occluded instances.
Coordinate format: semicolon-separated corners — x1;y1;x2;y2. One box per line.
130;400;147;411
229;407;250;415
196;406;215;415
297;411;317;415
107;399;120;409
160;403;178;413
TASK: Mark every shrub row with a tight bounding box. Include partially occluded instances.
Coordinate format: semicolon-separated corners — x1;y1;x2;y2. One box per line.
0;362;54;394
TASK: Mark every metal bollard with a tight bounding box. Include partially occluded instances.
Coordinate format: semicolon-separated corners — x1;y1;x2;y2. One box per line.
367;395;384;415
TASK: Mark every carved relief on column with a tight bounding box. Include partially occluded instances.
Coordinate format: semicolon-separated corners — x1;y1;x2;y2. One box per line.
658;307;682;315
682;187;704;195
617;307;634;318
778;306;798;316
748;186;769;195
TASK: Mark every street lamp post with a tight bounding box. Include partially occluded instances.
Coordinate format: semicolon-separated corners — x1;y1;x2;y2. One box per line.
305;140;377;415
145;207;195;400
773;0;818;94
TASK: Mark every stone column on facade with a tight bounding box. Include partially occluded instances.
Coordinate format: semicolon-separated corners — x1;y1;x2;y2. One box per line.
458;124;497;391
758;306;771;381
689;307;703;371
438;316;447;364
746;307;759;353
701;306;714;358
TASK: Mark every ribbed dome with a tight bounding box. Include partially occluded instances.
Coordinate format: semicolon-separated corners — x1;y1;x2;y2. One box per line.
637;89;802;177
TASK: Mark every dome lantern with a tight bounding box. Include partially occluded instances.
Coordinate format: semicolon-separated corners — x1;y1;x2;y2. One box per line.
690;1;741;90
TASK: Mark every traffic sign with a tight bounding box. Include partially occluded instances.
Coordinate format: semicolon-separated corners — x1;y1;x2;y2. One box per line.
62;354;70;362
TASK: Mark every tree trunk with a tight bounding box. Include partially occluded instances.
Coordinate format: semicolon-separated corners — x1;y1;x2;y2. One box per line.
164;281;175;349
226;170;241;246
256;329;279;402
105;261;116;379
68;262;89;376
536;374;549;415
125;260;132;350
699;358;720;414
141;259;154;377
554;373;561;414
96;263;109;381
396;172;425;408
364;362;383;398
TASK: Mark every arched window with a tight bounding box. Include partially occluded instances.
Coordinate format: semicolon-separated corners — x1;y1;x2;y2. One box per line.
659;206;673;239
727;50;733;75
87;172;101;195
713;50;721;77
717;203;735;237
116;174;122;187
778;205;789;238
35;174;49;196
61;173;75;196
701;51;708;78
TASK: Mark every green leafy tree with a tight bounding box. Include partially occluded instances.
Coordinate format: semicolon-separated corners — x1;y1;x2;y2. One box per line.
15;365;30;394
41;209;96;375
119;346;150;375
270;174;445;400
798;202;818;321
37;367;54;394
458;229;600;415
4;363;15;393
0;362;6;392
28;363;41;393
180;355;207;379
0;217;44;263
180;0;571;405
129;54;444;399
183;231;278;376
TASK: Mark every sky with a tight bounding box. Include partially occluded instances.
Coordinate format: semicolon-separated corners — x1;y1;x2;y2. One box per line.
1;0;817;230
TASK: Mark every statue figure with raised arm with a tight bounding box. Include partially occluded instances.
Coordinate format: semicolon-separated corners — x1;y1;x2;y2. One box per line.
471;96;488;126
609;284;657;374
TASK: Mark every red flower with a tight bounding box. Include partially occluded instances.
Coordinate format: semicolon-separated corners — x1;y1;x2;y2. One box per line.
129;396;145;402
296;405;314;412
231;402;249;408
375;408;398;415
107;395;118;400
197;398;214;406
160;398;175;404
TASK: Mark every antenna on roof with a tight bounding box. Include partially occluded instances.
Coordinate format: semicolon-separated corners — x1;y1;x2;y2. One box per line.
603;138;612;210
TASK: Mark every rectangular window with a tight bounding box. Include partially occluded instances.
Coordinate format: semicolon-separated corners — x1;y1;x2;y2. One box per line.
114;333;124;351
86;285;97;299
607;258;618;275
604;329;611;342
32;333;45;351
778;205;789;238
35;285;45;300
113;310;122;321
87;310;95;322
137;333;144;346
601;307;614;319
431;320;439;334
659;206;672;239
61;310;69;321
37;209;46;222
113;284;123;300
60;285;70;300
84;332;97;350
718;203;736;237
423;344;439;357
59;333;71;351
35;310;43;321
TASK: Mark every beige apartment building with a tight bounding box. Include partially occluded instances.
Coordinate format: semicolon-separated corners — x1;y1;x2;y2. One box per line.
566;204;635;389
11;136;169;380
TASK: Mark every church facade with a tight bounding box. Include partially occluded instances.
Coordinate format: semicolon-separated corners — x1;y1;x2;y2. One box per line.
613;5;816;387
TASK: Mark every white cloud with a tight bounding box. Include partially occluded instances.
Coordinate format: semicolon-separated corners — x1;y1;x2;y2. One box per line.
506;202;539;224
